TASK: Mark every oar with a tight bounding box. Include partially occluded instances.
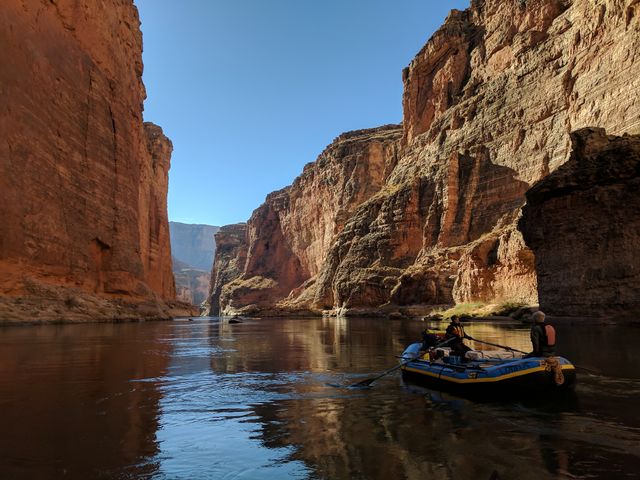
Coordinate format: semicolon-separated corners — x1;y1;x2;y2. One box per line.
349;337;456;388
465;336;527;354
572;364;600;374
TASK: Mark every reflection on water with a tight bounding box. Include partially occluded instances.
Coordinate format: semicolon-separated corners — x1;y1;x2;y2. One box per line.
0;318;639;479
0;322;173;479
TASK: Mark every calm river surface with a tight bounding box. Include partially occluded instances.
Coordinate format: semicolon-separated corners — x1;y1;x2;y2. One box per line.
1;317;639;479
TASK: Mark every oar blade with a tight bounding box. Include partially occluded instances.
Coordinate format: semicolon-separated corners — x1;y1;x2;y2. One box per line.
348;379;376;389
348;372;387;388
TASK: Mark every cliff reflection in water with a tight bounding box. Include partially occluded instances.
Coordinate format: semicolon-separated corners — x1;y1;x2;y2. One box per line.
198;318;640;480
209;317;416;374
0;322;172;479
1;318;639;479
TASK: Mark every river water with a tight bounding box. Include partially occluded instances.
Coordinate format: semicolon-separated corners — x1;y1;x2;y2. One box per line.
0;317;639;479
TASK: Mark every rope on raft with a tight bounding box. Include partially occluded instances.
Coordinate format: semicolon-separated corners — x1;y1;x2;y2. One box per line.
543;357;565;386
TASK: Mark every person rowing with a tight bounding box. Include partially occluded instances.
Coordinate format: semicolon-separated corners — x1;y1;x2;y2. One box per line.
445;315;472;360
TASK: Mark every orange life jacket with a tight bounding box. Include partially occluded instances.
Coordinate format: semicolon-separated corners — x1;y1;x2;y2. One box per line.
447;324;465;339
545;324;556;346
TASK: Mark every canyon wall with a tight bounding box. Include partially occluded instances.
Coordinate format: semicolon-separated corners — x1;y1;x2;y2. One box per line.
173;258;210;307
520;128;640;321
0;0;183;323
206;126;402;315
210;0;640;317
207;223;249;315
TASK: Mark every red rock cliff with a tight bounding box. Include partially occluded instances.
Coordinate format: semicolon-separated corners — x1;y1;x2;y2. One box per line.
208;126;402;315
211;0;640;317
0;0;179;323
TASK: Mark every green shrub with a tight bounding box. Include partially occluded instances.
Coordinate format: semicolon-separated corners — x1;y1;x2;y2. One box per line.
437;302;487;320
493;301;528;316
435;300;532;320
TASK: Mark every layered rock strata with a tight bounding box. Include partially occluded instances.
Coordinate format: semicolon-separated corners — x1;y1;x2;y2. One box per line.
205;126;402;315
519;128;640;321
210;0;640;317
0;0;185;323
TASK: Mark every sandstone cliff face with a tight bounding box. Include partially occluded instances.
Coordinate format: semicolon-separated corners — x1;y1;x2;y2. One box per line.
173;257;210;306
0;0;181;323
208;127;402;315
320;0;640;315
141;122;176;300
211;0;640;317
206;224;249;315
519;128;640;320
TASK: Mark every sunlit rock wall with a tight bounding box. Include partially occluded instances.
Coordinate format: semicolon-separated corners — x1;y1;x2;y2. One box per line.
0;0;179;323
173;258;210;307
208;127;402;315
211;0;640;317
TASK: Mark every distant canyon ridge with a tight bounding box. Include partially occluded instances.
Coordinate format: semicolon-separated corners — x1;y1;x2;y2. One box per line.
169;222;219;307
207;0;640;321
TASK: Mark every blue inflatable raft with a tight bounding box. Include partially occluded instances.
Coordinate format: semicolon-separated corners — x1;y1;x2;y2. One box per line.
400;342;576;397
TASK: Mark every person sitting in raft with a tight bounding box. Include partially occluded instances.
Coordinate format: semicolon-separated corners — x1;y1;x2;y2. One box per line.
445;315;471;358
525;311;564;385
525;311;556;358
420;327;441;351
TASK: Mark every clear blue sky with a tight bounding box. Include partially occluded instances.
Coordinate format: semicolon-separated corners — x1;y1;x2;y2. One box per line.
135;0;469;227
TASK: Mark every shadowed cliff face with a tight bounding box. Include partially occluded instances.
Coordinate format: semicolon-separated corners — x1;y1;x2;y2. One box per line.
0;0;180;323
519;128;640;320
210;0;640;317
206;224;249;315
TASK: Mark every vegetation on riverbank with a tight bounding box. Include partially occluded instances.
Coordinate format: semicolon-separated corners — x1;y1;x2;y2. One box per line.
430;301;533;321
